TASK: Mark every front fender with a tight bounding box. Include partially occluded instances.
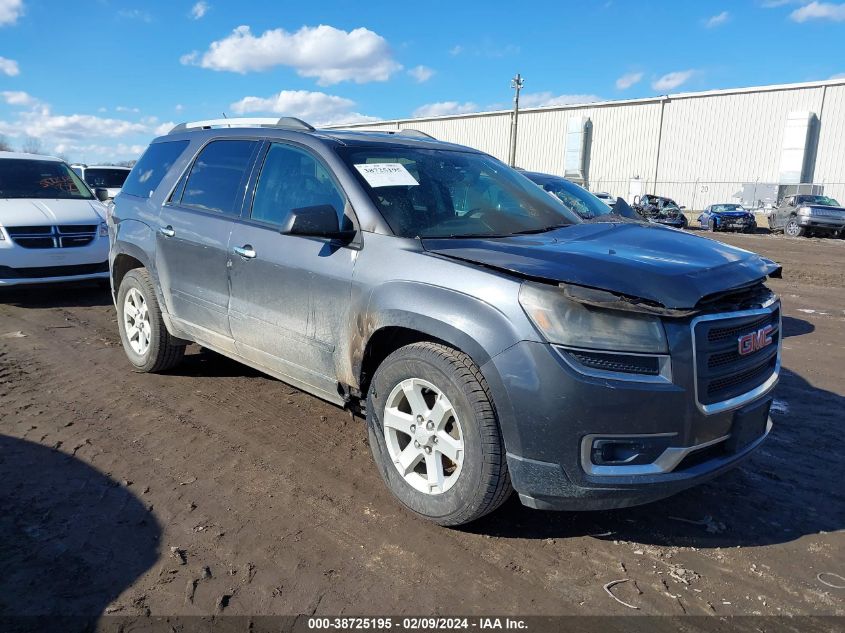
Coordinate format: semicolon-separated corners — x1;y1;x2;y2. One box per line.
350;279;527;384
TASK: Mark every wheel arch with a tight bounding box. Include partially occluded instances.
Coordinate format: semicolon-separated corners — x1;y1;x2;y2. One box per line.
350;281;524;397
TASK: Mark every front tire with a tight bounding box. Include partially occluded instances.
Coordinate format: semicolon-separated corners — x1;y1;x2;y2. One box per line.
116;268;185;373
366;342;512;526
708;218;717;232
784;217;805;238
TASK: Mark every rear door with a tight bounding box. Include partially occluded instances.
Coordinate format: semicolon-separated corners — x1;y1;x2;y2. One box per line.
227;141;357;401
156;138;259;350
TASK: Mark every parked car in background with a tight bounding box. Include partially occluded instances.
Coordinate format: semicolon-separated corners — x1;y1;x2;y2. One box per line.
520;171;617;219
768;194;845;238
71;164;132;202
697;203;757;233
633;194;689;229
0;152;110;286
110;118;782;526
593;191;615;208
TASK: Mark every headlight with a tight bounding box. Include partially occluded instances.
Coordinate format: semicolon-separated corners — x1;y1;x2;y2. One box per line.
99;222;108;237
797;206;812;216
519;282;668;353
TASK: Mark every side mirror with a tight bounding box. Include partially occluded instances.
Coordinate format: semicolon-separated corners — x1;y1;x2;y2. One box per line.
282;204;355;240
94;187;110;202
679;205;687;210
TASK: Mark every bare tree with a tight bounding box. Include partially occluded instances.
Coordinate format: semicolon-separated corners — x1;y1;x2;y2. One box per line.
0;134;12;152
20;136;44;155
115;159;137;168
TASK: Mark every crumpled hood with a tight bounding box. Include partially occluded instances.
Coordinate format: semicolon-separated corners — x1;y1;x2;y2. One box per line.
422;223;780;309
0;198;107;226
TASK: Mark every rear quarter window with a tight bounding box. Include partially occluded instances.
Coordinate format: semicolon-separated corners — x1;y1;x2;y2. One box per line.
122;140;189;198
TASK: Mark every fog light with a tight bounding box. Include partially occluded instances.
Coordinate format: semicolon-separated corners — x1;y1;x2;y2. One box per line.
590;436;674;466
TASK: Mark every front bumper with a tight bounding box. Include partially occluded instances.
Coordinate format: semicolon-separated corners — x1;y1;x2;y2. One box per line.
0;234;109;286
797;215;845;231
715;217;756;231
481;307;778;511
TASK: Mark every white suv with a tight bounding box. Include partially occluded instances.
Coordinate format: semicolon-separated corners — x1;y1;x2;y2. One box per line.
1;152;110;286
71;164;132;201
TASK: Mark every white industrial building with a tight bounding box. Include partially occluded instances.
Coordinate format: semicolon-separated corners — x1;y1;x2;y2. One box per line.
332;78;845;210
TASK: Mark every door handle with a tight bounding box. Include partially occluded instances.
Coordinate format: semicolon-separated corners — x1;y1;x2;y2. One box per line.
233;245;257;259
160;225;175;238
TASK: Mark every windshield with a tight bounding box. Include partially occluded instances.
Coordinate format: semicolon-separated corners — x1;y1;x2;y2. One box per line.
797;195;840;207
337;147;581;238
84;168;130;189
0;159;94;200
527;175;612;219
712;204;743;212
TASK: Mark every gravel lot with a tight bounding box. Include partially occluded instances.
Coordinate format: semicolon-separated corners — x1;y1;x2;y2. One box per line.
1;231;843;619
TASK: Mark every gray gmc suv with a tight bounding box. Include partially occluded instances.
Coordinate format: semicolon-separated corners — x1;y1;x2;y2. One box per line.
109;118;782;526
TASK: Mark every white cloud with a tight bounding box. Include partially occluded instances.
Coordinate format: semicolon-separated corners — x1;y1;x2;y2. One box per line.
118;8;152;22
449;45;463;55
519;92;601;108
1;90;37;106
790;1;845;21
116;105;140;113
230;89;379;126
705;10;730;27
181;24;402;85
175;104;184;112
652;69;696;91
0;56;19;76
830;72;845;79
0;0;23;26
412;101;478;118
408;65;435;83
615;71;643;90
190;1;209;19
52;142;147;161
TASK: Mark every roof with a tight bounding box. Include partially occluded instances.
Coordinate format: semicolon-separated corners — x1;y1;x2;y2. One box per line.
84;165;132;170
328;77;845;127
0;151;62;162
158;124;479;153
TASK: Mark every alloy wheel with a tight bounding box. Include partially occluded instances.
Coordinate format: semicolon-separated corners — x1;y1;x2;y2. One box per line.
383;378;465;495
785;219;801;237
123;287;152;356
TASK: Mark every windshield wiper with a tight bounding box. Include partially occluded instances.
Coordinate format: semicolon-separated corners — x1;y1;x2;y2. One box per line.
510;223;571;235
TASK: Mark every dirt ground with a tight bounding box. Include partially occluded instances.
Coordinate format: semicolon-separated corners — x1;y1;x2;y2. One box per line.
1;230;843;620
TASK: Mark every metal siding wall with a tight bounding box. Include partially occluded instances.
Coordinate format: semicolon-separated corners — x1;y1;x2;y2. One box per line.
814;84;845;204
513;103;663;195
335;82;845;209
655;87;826;208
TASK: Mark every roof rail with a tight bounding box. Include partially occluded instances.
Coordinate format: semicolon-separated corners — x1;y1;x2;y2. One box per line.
398;128;436;140
329;127;437;140
167;117;315;134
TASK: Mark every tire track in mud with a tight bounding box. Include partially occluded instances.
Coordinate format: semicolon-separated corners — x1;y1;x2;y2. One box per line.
0;306;601;614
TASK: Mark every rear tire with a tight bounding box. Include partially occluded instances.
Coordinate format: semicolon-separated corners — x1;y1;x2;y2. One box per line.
366;342;512;526
116;268;185;373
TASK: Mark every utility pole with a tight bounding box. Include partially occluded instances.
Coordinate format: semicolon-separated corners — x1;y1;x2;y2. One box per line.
508;73;524;167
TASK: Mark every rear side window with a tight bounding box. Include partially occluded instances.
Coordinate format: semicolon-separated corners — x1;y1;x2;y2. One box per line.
179;140;257;215
122;140;189;198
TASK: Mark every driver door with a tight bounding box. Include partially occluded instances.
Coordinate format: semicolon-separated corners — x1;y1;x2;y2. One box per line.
228;141;357;401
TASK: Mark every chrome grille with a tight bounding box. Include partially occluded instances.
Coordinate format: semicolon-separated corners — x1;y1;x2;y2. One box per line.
6;224;97;249
693;304;780;412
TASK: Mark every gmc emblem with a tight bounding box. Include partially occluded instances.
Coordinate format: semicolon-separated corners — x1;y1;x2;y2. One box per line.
738;324;774;356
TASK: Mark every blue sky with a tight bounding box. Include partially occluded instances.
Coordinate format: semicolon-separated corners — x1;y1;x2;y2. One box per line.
1;0;844;162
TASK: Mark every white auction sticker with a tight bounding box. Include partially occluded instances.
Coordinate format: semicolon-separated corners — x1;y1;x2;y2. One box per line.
354;163;419;187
